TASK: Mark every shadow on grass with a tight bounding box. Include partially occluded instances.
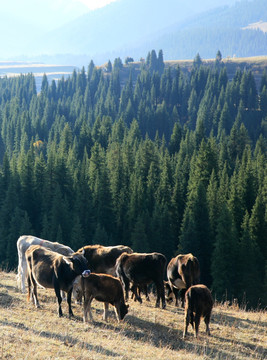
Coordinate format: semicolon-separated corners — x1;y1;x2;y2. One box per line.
0;292;14;307
0;319;122;358
213;310;267;329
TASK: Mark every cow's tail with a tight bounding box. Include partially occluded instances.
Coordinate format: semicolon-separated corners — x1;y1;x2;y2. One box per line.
115;254;129;299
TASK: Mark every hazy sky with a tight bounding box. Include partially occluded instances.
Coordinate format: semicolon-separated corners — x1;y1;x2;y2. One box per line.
77;0;117;9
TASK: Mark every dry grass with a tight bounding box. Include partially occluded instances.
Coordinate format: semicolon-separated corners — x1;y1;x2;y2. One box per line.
0;271;266;360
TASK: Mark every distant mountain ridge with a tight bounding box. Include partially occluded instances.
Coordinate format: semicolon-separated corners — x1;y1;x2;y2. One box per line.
2;0;267;65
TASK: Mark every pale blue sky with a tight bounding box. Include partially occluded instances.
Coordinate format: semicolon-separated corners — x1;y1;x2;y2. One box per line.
0;0;118;32
77;0;117;9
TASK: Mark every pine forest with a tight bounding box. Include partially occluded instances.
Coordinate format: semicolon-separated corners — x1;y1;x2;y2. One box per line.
0;50;266;309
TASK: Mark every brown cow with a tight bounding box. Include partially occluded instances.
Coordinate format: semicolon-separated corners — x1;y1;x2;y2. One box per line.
115;252;167;309
26;245;89;317
76;244;133;276
17;235;74;293
166;253;200;307
73;273;129;322
183;284;213;338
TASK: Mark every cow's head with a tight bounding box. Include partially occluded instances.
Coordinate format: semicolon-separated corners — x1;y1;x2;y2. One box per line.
119;302;129;320
164;281;174;303
64;251;89;275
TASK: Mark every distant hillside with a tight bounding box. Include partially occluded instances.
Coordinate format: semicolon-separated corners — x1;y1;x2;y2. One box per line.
20;0;267;66
104;55;267;91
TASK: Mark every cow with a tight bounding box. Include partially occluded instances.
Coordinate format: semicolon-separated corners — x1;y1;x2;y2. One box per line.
115;252;167;309
26;245;90;317
73;273;129;323
76;244;133;276
166;253;200;307
183;284;213;339
17;235;74;293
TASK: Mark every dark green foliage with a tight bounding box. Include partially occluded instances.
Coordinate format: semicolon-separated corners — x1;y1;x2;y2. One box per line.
0;53;266;307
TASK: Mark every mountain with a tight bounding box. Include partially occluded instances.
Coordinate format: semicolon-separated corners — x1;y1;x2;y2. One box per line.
2;0;267;65
4;0;236;62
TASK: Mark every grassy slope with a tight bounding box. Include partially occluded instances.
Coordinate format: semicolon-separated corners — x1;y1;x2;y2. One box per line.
0;271;266;360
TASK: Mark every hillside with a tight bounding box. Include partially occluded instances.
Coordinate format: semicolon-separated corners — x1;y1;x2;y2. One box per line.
0;271;266;359
16;0;267;66
105;55;267;90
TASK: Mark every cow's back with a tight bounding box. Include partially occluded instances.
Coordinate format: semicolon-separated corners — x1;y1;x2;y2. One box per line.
117;252;166;282
26;245;57;288
185;284;213;316
78;244;133;274
178;253;200;287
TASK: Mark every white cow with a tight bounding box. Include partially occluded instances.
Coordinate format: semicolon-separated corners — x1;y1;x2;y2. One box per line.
17;235;74;293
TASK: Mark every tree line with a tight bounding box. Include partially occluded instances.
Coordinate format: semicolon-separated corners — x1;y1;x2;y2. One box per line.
0;50;266;308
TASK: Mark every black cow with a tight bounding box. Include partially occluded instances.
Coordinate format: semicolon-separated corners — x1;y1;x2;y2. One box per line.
116;252;167;309
26;245;89;317
166;253;200;307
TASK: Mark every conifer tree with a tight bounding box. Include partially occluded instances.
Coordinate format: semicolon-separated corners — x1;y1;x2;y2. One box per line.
211;204;238;302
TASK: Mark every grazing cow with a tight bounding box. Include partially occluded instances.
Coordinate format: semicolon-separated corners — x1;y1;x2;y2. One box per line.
76;244;133;276
183;284;213;338
17;235;74;293
166;253;200;307
73;273;129;323
26;245;90;317
115;252;167;309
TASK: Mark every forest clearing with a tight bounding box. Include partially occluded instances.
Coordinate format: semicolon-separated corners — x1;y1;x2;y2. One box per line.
0;270;266;360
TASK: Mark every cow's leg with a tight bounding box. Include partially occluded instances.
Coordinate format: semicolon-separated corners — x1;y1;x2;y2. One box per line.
180;289;186;308
204;313;211;336
83;297;89;323
17;254;26;293
32;276;40;308
67;289;74;317
121;278;130;302
103;302;109;321
183;308;190;338
173;287;179;307
83;295;94;323
54;281;63;317
155;281;166;309
21;260;27;293
27;273;32;303
132;284;142;303
114;302;121;322
144;285;150;301
194;314;201;338
160;282;166;309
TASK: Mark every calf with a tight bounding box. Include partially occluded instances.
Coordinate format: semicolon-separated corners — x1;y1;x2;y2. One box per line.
116;252;167;309
183;284;213;338
73;273;129;322
26;245;89;317
17;235;74;293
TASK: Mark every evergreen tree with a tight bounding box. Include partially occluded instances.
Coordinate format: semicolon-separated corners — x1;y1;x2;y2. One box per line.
211;204;238;302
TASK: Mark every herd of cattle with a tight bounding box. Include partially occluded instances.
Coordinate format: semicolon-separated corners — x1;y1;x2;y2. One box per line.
16;235;214;339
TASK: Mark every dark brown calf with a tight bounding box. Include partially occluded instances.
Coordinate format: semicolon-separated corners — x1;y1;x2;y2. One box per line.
73;273;129;322
183;284;213;338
